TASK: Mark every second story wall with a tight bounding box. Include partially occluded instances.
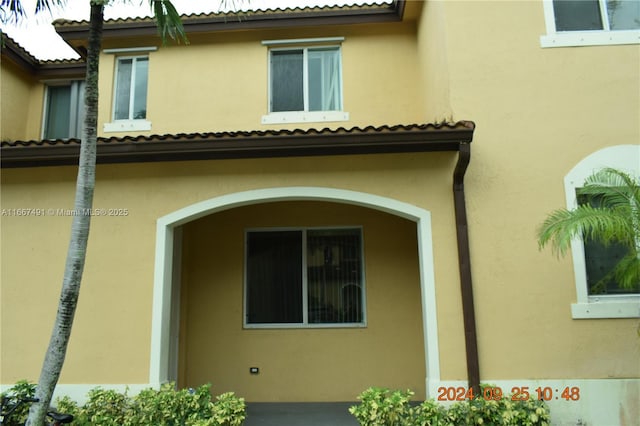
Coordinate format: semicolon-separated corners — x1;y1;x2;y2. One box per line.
95;20;426;137
1;61;42;141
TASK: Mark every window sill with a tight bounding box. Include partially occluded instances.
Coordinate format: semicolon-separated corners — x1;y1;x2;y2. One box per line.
104;120;152;133
571;297;640;319
540;30;640;48
244;322;366;329
262;111;349;125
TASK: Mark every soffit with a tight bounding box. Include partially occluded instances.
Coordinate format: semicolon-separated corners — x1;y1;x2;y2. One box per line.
1;122;475;168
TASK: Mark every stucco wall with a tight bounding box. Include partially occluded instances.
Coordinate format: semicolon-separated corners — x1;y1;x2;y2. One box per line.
180;201;425;401
1;2;638;419
1;61;42;141
428;0;640;380
95;22;425;136
0;152;464;389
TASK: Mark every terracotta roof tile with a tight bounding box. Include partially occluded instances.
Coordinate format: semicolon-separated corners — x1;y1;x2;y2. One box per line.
1;122;475;168
51;2;394;27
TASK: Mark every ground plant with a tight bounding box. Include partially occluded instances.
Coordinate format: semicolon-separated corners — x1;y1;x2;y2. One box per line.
349;386;550;426
1;382;245;426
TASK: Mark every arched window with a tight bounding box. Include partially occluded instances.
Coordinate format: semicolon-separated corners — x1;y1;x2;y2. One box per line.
564;145;640;318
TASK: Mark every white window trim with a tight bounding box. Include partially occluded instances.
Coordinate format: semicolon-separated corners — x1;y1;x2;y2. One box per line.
564;145;640;319
262;37;345;46
104;54;151;133
104;120;152;132
243;226;367;329
262;111;349;125
262;43;348;125
540;0;640;47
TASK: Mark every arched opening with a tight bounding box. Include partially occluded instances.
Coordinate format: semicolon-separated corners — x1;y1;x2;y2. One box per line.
151;187;441;399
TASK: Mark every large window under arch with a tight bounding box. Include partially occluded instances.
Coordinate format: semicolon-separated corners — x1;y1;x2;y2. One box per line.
244;227;365;327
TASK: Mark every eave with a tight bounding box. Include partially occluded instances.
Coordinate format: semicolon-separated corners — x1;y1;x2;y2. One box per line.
1;122;475;168
1;33;86;78
54;1;406;57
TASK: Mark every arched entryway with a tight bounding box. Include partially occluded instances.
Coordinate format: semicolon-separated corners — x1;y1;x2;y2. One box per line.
150;187;441;400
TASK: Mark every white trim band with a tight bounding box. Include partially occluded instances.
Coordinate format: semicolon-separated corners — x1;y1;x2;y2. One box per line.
262;37;345;46
103;46;158;54
262;111;349;125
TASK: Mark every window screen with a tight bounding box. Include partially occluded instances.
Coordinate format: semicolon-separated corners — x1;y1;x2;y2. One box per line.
246;228;364;326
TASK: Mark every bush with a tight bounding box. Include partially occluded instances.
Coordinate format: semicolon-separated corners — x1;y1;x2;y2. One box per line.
350;386;551;426
0;380;37;426
2;382;246;426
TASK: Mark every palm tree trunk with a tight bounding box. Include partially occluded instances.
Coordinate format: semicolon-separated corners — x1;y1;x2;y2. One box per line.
26;3;103;425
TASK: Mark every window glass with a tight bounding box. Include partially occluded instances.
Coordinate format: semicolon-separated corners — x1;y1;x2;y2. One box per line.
269;46;342;114
271;50;304;112
133;58;148;119
307;229;362;323
308;48;341;112
114;59;133;120
553;0;603;30
114;57;148;120
44;86;71;139
577;192;639;295
246;228;364;326
43;82;85;139
607;0;640;30
246;231;303;324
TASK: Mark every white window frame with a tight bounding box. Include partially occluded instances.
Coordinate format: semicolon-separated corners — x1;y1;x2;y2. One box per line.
41;80;85;140
104;48;155;132
564;145;640;319
540;0;640;47
243;226;366;329
261;38;349;125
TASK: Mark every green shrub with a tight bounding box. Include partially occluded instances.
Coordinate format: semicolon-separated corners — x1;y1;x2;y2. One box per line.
350;386;551;426
1;381;245;426
210;392;246;426
0;380;37;426
348;387;415;426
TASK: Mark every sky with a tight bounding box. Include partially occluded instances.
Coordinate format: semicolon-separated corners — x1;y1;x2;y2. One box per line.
1;0;390;60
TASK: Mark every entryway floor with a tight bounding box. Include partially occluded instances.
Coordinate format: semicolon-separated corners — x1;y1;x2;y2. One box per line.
244;402;359;426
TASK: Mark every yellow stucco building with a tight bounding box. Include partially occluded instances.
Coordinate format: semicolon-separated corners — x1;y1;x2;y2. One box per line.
1;1;639;424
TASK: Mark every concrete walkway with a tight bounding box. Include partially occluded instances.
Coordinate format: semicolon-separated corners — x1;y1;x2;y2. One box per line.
244;402;359;426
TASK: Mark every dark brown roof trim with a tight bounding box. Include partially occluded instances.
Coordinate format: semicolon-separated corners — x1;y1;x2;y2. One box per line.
1;32;86;77
1;121;474;168
54;1;405;54
1;32;39;72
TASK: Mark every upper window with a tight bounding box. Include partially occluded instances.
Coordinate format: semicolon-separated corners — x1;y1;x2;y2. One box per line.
105;55;151;132
114;56;148;120
540;0;640;47
42;81;85;140
244;228;365;327
564;145;640;319
262;40;349;125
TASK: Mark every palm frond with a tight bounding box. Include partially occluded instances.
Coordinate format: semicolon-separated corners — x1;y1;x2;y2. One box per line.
537;205;634;257
0;0;26;24
580;168;640;213
612;253;640;290
34;0;66;16
151;0;187;44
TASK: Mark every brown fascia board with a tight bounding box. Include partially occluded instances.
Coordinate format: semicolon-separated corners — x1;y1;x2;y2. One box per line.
1;122;475;168
37;61;86;79
1;33;86;78
54;0;406;52
1;33;39;73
